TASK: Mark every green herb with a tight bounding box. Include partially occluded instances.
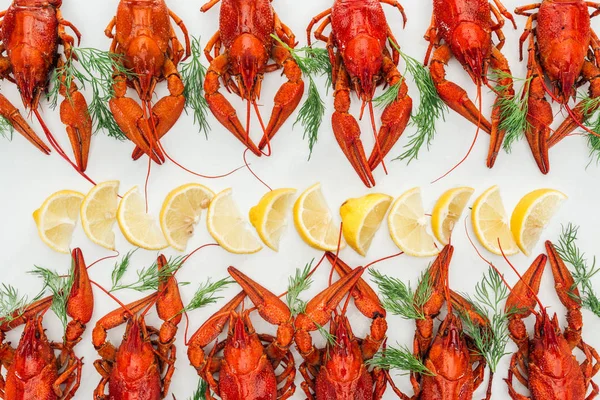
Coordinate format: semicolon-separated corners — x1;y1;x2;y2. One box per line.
0;284;39;323
189;378;208;400
457;267;512;373
286;261;314;316
373;82;401;110
111;256;185;292
271;34;331;157
181;37;210;138
492;69;531;153
577;95;600;163
369;269;432;320
555;223;600;317
182;277;234;313
315;321;337;347
47;48;134;140
0;116;14;140
367;344;434;375
111;250;137;290
29;264;75;329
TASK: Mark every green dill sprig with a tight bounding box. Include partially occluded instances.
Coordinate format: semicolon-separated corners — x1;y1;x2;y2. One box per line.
367;344;434;375
47;48;134;140
555;223;600;317
457;267;512;373
29;264;75;329
0;284;41;323
286;260;314;316
369;269;432;320
578;95;600;163
271;34;331;157
111;255;185;292
491;69;531;153
111;250;137;290
315;321;337;347
373;81;401;110
0;116;14;140
182;277;234;313
189;378;209;400
181;37;210;138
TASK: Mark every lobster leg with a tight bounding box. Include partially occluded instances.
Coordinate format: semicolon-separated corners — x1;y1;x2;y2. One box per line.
332;63;376;188
487;46;514;168
325;253;387;360
306;9;332;46
257;35;305;150
204;54;262;155
429;44;493;134
0;94;50;154
367;55;412;171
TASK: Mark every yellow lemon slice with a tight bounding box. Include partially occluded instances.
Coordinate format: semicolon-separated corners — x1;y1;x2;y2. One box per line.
293;183;345;251
249;188;297;251
388;188;439;257
207;188;262;254
117;186;168;250
432;187;474;245
160;184;215;251
80;181;119;250
33;190;84;253
471;186;519;256
511;189;567;256
340;193;392;256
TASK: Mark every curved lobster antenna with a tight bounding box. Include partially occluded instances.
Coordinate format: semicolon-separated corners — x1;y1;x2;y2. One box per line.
431;84;483;184
328;222;345;286
86;250;121;270
242;148;273;191
33;109;97;186
89;279;136;317
368;101;389;175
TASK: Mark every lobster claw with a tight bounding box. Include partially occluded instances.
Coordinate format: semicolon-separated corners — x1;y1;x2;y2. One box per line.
505;254;547;318
0;94;50;155
450;289;489;328
156;254;184;346
0;296;53;333
332;111;375;188
65;248;94;347
59;83;93;171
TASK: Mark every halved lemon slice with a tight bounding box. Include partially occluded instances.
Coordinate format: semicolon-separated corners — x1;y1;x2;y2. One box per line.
432;187;474;245
33;190;84;253
207;188;262;254
340;193;392;256
388;188;439;257
117;186;167;250
472;186;519;256
293;183;345;251
80;181;119;250
249;188;297;251
511;189;567;256
160;184;215;251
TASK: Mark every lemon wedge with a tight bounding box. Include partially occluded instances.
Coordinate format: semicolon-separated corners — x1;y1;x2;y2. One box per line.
80;181;119;250
117;186;168;250
471;186;519;256
293;183;344;251
249;188;297;251
207;188;262;254
340;193;392;256
160;184;215;251
33;190;84;253
432;187;474;245
388;188;439;257
511;189;567;256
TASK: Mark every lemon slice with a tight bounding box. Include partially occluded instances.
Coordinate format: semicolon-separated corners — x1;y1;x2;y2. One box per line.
340;193;392;256
207;188;262;254
511;189;567;256
33;190;84;253
249;188;297;251
432;187;474;245
160;184;215;251
117;186;168;250
80;181;119;250
294;183;345;251
472;186;519;256
387;188;439;257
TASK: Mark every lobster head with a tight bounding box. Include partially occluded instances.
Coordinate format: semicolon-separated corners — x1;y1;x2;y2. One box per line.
11;316;56;379
542;44;586;103
450;22;492;86
222;313;268;371
125;36;166;101
229;33;269;101
116;317;157;373
343;34;384;101
426;314;471;375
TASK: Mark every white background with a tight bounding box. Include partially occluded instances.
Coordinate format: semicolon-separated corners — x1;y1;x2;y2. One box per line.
0;0;599;398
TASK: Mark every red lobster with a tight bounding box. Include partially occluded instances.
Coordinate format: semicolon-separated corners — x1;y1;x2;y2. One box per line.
0;0;93;172
294;253;391;398
105;0;190;164
0;248;94;400
92;255;183;399
187;266;296;399
514;0;600;173
201;0;305;156
424;0;516;168
307;0;413;188
504;241;599;399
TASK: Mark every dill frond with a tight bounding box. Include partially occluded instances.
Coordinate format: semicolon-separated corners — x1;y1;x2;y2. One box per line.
29;264;75;329
111;255;185;292
0;116;14;140
577;95;600;163
0;284;41;323
555;223;600;317
373;82;401;110
314;321;337;347
181;37;210;138
286;260;314;316
369;269;432;320
111;250;137;290
189;378;209;400
182;277;234;313
367;344;434;375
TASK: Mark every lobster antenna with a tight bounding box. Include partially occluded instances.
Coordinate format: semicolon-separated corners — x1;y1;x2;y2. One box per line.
328;222;345;286
89;279;136;317
368;101;389;175
252;101;273;157
33;109;97;186
242;148;273;191
87;250;120;270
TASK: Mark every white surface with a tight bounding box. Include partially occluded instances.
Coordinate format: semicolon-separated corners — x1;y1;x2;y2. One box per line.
0;0;599;398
